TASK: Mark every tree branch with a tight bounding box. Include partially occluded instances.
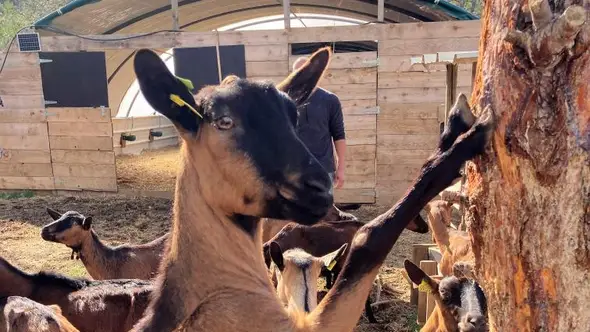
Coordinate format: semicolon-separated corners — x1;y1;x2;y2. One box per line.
504;5;588;68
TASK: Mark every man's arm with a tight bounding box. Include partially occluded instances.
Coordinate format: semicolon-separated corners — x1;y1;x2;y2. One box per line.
329;94;346;189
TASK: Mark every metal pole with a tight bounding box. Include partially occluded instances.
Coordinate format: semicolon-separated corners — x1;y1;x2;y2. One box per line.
171;0;179;30
378;0;385;22
283;0;291;30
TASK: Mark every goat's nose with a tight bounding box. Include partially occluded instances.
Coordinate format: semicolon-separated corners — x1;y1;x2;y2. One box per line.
462;313;486;330
303;178;330;194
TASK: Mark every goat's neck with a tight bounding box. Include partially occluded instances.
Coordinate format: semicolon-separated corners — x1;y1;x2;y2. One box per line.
0;265;33;299
77;230;112;280
135;153;282;331
421;305;457;332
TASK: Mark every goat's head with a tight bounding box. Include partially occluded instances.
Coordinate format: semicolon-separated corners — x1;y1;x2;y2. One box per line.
404;260;488;332
133;48;333;225
41;208;92;247
269;242;347;313
3;296;79;332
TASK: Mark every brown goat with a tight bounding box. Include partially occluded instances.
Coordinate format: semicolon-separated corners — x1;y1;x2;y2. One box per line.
424;200;474;277
0;296;79;332
0;257;152;332
41;208;168;280
129;46;493;332
404;260;488;332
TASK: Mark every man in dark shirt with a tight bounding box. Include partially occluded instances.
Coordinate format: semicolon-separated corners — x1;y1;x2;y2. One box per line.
292;57;357;221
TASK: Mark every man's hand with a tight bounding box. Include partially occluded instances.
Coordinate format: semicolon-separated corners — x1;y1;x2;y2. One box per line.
334;166;345;189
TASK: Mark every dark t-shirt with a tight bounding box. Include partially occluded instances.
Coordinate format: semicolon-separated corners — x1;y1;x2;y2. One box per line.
296;87;345;173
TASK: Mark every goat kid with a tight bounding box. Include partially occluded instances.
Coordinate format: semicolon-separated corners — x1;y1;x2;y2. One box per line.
0;296;79;332
129;46;493;332
424;201;474;277
0;257;152;332
41;208;168;280
404;260;487;332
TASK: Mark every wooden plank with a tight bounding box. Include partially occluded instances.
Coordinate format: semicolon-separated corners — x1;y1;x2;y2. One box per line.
378;71;472;89
245;44;288;62
378;134;438;150
47;108;112;122
376;180;414;204
0;163;53;177
378;102;440;119
344;115;376;131
377;118;439;135
0;135;49;150
0;95;44;109
377;164;422;182
246;61;289;77
0;176;54;190
346;129;376;145
53;164;116;178
420;260;439;323
0;80;43;95
48;122;113;137
378;21;481;40
49;136;113;151
340;99;378;115
334;188;375;204
322;83;376;101
322;68;377;85
347;144;376;161
54;176;117;191
287;25;380;43
378;87;469;104
379;37;480;56
0;123;47;136
51;150;115;164
290;52;377;69
377;148;432;165
113;126;177;148
0;66;42;82
115;136;179;155
0;52;39;67
345;160;375;177
428;247;443;263
342;175;375;189
0;109;46;123
218;30;288;46
0;150;51;164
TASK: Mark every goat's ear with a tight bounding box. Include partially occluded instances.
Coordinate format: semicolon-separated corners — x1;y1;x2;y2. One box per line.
269;242;284;271
277;47;331;106
82;217;92;230
404;260;438;293
133;49;202;133
47;207;61;220
321;243;348;270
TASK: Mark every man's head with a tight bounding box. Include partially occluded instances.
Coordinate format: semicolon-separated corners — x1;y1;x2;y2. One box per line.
293;57;309;72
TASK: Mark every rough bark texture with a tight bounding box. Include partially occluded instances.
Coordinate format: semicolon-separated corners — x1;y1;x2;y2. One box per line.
467;0;590;331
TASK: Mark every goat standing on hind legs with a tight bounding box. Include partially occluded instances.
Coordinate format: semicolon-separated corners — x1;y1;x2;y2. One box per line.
129;47;494;332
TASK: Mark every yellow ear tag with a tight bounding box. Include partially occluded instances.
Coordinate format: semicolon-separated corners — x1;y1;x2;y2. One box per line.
169;94;203;119
176;76;194;91
327;260;337;271
418;279;432;293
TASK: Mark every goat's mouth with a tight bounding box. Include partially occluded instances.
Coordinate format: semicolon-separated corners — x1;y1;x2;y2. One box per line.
40;229;57;242
277;191;332;224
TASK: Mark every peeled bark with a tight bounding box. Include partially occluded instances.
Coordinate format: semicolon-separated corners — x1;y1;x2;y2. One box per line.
467;0;590;331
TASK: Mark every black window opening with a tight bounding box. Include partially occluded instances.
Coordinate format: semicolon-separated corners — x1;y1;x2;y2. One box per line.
291;41;378;55
173;45;247;94
40;52;109;108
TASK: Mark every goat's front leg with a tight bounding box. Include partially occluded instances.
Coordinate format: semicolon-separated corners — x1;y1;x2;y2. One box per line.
307;101;494;332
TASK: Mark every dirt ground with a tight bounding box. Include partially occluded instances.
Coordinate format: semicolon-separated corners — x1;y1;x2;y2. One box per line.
0;147;432;332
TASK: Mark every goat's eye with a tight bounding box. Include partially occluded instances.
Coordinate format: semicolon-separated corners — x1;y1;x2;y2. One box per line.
215;116;234;130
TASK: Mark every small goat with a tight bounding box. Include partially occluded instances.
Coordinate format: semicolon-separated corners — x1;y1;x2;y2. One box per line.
404;260;488;332
0;296;79;332
41;208;168;280
424;201;474;277
0;256;152;332
268;242;347;313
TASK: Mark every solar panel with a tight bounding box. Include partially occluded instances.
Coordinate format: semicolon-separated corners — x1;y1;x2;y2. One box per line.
17;33;41;52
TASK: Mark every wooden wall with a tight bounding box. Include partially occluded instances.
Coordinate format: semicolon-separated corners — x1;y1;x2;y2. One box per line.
1;21;481;201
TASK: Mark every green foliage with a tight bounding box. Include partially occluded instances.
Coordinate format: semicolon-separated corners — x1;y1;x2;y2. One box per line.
0;0;69;48
0;190;35;199
448;0;483;16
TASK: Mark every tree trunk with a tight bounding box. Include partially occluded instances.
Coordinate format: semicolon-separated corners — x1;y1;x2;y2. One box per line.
468;0;589;331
